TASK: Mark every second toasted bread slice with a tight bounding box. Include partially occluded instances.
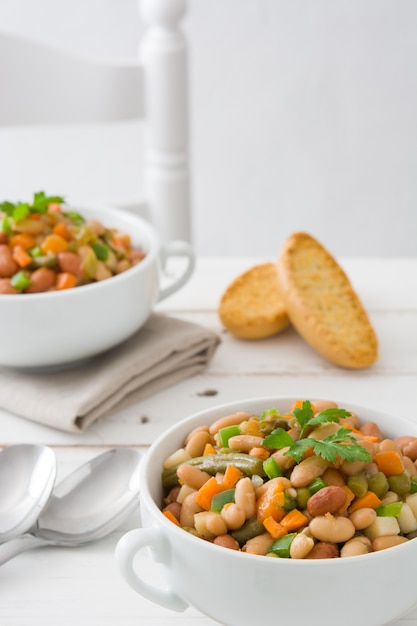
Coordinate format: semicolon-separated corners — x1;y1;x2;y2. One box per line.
276;232;378;368
219;262;290;339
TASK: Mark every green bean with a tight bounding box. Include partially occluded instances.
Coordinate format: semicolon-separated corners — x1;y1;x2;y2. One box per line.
388;473;411;496
347;473;368;498
162;453;266;488
296;487;310;510
231;518;265;546
29;255;58;269
367;471;389;499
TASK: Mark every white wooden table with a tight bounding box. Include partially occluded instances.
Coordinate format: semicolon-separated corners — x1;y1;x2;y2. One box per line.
0;257;416;625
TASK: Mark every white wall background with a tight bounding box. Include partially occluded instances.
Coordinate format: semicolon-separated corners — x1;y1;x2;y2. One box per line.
0;0;416;257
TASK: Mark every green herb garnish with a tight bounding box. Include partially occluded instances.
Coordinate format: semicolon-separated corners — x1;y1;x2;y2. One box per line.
262;400;372;464
0;191;65;222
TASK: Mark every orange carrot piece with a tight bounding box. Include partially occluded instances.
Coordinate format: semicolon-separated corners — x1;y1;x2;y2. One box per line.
337;485;355;514
41;233;68;254
348;490;382;513
280;508;309;531
10;233;36;250
163;510;180;526
12;245;32;268
48;203;62;212
257;487;286;523
56;272;77;290
53;221;71;240
203;443;216;456
243;419;263;437
263;516;288;539
195;477;223;510
29;212;41;220
222;464;243;489
374;450;404;476
249;447;270;461
290;399;316;413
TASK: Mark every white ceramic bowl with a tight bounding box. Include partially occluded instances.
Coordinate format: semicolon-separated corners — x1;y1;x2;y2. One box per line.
116;396;417;626
0;203;195;369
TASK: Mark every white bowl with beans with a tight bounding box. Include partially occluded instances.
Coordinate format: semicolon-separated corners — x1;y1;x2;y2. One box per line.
0;203;194;369
116;396;417;626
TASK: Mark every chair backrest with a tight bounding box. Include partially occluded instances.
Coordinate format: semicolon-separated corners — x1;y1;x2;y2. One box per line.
0;0;191;244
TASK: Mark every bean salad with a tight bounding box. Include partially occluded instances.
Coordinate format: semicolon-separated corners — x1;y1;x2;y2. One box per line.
0;192;145;294
161;400;417;558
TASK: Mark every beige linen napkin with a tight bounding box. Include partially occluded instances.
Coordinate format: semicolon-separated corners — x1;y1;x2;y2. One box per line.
0;314;220;433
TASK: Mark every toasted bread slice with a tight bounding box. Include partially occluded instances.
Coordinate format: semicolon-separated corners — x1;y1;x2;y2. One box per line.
219;262;290;339
276;232;378;368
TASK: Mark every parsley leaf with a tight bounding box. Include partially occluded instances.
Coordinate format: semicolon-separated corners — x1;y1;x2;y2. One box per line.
262;428;294;450
260;402;372;465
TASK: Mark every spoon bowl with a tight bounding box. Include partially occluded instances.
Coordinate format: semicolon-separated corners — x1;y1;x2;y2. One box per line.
0;444;57;542
0;448;142;564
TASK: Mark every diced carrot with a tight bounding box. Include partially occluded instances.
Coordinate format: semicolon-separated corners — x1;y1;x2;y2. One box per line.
56;272;77;290
280;508;309;531
263;516;288;539
12;245;32;268
111;233;131;249
221;464;243;489
163;510;180;526
362;435;380;443
348;490;382;513
290;399;316;413
340;422;363;436
29;212;41;220
257;485;286;523
302;446;315;459
203;443;216;456
48;203;62;212
53;221;71;240
249;447;270;461
337;485;355;514
195;476;223;510
243;419;263;437
41;233;68;254
10;233;36;249
374;450;405;476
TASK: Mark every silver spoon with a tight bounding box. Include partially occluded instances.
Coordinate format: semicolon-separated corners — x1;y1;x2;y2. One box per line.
0;447;142;565
0;444;57;543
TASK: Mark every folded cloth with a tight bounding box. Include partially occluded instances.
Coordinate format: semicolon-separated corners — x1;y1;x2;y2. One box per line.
0;314;221;433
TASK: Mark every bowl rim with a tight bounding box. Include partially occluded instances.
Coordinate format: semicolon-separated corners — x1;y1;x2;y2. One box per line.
140;395;417;566
0;202;159;301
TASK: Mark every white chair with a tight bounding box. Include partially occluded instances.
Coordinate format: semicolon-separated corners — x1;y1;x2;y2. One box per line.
0;0;191;245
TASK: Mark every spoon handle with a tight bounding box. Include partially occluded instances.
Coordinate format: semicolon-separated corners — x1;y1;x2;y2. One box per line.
0;534;47;565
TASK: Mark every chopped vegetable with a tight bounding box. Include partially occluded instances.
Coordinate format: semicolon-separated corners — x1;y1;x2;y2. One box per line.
374;450;405;476
0;191;146;294
269;533;297;557
10;270;31;291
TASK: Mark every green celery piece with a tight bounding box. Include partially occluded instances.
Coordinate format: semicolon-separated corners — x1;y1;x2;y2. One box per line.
92;242;109;261
211;489;235;513
308;478;327;495
218;425;241;448
28;245;42;257
375;502;403;517
270;533;297;558
263;457;282;479
10;271;31;291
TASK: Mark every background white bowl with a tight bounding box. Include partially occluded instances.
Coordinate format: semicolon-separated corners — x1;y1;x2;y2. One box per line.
0;203;194;369
116;396;417;626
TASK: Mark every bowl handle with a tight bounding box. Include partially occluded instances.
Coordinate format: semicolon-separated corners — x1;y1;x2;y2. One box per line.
157;241;195;301
115;528;189;612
